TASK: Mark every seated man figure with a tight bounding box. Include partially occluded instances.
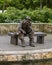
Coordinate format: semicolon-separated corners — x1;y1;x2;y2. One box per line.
18;16;35;47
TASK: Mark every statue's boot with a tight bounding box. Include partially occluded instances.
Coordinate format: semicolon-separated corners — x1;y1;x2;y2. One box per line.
21;39;26;47
29;39;35;47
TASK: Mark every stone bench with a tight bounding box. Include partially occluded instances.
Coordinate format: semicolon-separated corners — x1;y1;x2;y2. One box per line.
8;32;47;45
8;32;19;45
34;32;47;43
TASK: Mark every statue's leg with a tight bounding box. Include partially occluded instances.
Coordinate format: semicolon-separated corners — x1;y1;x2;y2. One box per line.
29;31;35;47
18;33;26;47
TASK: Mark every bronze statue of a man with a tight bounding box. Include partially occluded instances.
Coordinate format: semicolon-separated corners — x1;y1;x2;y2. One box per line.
18;16;35;47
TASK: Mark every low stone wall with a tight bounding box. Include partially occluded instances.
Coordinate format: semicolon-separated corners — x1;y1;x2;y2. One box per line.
0;48;52;61
0;23;52;34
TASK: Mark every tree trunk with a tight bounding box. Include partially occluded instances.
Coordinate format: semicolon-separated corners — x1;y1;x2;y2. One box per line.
2;1;6;13
40;0;42;9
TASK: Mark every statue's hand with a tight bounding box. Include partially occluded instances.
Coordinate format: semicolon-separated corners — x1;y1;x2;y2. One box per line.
22;30;26;34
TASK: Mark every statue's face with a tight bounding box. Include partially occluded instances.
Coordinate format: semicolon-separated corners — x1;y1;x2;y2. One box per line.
25;19;31;27
26;19;31;22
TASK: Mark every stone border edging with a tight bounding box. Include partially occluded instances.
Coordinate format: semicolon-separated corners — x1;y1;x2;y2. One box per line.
0;48;52;61
0;48;52;55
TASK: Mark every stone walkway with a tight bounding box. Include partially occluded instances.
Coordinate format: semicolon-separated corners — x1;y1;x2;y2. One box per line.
0;34;52;51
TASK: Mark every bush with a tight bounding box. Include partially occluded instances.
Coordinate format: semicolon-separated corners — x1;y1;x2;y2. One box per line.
0;6;52;23
0;13;7;23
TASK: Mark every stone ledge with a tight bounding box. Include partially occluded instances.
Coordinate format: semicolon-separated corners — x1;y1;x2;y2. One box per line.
0;48;52;61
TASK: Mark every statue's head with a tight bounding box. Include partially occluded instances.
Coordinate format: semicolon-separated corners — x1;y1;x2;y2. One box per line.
25;16;31;21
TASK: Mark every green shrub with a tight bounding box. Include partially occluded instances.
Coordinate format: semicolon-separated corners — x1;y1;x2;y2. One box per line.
0;6;52;23
0;13;7;23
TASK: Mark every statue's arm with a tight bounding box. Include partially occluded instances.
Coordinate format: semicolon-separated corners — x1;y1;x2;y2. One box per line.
18;21;26;34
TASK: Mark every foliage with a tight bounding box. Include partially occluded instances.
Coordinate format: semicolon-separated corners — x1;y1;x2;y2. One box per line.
0;0;52;23
0;6;52;23
0;0;52;10
0;13;7;23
